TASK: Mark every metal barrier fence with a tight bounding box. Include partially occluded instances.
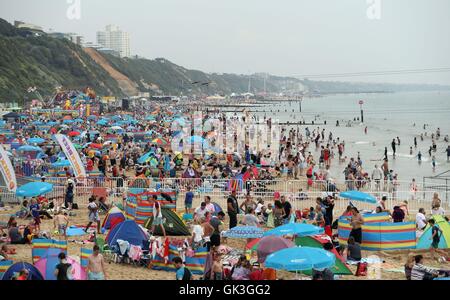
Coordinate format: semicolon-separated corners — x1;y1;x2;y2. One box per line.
1;177;448;216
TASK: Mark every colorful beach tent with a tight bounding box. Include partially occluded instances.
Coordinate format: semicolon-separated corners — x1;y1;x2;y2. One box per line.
34;248;86;280
143;208;190;236
1;262;44;280
106;220;148;248
417;215;450;249
295;234;353;275
102;207;126;230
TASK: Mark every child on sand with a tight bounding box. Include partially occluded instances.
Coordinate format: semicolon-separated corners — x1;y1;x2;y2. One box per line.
54;211;69;239
210;252;223;280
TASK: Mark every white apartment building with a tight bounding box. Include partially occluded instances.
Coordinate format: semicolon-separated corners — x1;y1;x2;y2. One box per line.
96;25;130;58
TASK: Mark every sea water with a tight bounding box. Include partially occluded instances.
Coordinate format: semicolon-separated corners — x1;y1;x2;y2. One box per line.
252;91;450;181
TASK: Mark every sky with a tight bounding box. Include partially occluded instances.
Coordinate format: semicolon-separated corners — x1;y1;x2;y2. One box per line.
1;0;450;85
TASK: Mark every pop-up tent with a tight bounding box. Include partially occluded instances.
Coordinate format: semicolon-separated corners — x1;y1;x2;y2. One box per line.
1;262;44;280
417;215;450;249
102;207;126;230
144;208;190;236
295;234;353;275
34;248;86;280
106;220;148;248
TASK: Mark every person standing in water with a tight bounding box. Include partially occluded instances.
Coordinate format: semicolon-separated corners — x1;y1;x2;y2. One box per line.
384;147;388;161
432;156;436;171
414;137;417;148
417;151;422;163
364;127;368;135
397;137;401;146
445;145;450;162
409;147;413;155
391;139;396;158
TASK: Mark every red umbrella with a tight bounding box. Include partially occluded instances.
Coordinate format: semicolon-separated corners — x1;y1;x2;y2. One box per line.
89;143;103;149
50;128;57;134
68;131;80;137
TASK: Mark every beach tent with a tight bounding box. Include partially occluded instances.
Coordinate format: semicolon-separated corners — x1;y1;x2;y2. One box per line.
34;248;86;280
295;234;353;275
106;220;148;248
417;215;450;249
143;208;190;236
1;262;44;280
212;202;223;215
102;207;126;230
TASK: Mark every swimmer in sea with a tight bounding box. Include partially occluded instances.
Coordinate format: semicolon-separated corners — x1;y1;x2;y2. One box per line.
432;156;436;171
414;137;417;148
410;147;413;155
417;151;422;163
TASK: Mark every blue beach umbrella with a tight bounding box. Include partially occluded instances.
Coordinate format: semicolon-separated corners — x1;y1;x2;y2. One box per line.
47;121;58;126
51;160;71;168
264;223;324;237
17;145;42;152
222;226;264;239
16;182;53;197
63;119;74;124
27;137;46;144
137;151;155;164
74;118;84;123
96;119;108;126
265;246;336;271
339;190;377;204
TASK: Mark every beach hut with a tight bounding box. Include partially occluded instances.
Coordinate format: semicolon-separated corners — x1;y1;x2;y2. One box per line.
106;220;148;248
143;208;190;236
417;215;450;249
1;262;44;280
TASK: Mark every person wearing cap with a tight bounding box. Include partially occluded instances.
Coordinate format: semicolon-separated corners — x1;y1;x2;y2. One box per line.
64;179;74;210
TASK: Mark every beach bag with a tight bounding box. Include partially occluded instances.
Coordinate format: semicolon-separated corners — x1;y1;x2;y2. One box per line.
355;262;368;276
72;203;79;210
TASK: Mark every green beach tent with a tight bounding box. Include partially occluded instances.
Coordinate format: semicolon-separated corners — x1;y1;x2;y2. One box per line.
144;208;190;236
295;234;353;275
417;215;450;249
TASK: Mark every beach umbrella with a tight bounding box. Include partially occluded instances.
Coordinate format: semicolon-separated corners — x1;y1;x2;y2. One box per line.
73;143;82;150
32;121;45;126
222;226;264;239
88;143;103;149
137;151;155;164
73;118;84;123
68;131;80;137
145;115;156;121
47;121;58;126
16;182;53;197
51;160;71;168
17;145;42;152
63;119;74;124
252;236;296;263
264;223;324;237
339;190;377;204
265;246;336;271
27;137;45;145
87;115;98;121
96;119;108;126
110;126;123;131
152;138;166;146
